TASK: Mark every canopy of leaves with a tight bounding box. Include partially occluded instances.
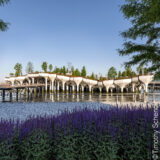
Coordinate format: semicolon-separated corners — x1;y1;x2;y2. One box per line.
26;62;34;74
41;62;47;72
0;0;10;31
108;67;117;79
81;66;87;77
14;63;22;77
119;0;160;78
49;64;53;72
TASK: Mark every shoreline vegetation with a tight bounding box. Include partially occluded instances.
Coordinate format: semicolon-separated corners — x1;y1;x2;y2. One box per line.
0;104;159;160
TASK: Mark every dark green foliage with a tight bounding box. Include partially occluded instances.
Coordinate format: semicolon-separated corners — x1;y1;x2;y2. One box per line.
81;66;87;77
54;133;117;160
0;106;157;160
20;130;52;160
0;141;18;160
108;67;117;79
119;0;160;78
14;63;22;77
0;0;10;32
41;62;48;72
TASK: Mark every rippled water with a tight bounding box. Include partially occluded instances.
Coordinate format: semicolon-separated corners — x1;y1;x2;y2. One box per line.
0;92;160;103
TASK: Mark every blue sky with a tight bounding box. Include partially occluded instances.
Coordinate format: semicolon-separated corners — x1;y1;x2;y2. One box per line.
0;0;132;81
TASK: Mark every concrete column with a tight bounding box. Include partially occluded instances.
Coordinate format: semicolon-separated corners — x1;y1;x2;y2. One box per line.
110;88;113;93
52;80;54;92
89;85;92;92
57;81;59;92
81;86;84;92
132;83;135;93
99;87;102;93
62;82;65;92
144;83;148;93
72;85;75;92
50;81;52;92
120;87;124;93
32;78;35;84
106;87;109;93
77;84;79;92
66;85;69;92
45;77;48;92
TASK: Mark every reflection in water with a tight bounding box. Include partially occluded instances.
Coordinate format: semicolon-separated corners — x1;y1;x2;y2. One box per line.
0;92;160;103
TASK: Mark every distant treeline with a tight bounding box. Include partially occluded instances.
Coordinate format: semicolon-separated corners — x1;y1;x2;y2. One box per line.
9;62;149;80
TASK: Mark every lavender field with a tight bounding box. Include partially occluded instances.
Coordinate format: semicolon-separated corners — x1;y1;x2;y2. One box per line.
0;103;159;160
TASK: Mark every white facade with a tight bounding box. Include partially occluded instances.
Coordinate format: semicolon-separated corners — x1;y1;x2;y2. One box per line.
4;73;154;93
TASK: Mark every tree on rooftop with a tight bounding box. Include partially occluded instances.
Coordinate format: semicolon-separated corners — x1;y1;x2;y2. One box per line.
119;0;160;79
108;67;117;79
118;71;122;78
26;61;34;73
74;68;81;76
0;0;10;31
14;63;22;77
81;66;87;77
49;64;53;72
41;62;47;72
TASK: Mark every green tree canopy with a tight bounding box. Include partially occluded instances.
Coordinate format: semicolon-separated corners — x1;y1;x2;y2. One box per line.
81;66;87;77
26;61;34;73
41;62;47;72
119;0;160;78
14;63;22;77
118;71;122;78
108;67;117;79
49;64;53;72
73;68;81;76
0;0;10;31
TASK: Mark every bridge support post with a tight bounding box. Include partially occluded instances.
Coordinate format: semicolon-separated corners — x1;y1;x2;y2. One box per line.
72;85;75;93
89;85;92;93
45;77;48;92
81;86;84;92
52;80;54;93
106;87;109;93
16;89;18;101
77;84;79;93
62;82;65;93
99;87;102;93
57;82;59;92
66;85;69;93
132;83;135;93
144;83;148;93
10;91;12;101
2;90;5;101
120;87;124;93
